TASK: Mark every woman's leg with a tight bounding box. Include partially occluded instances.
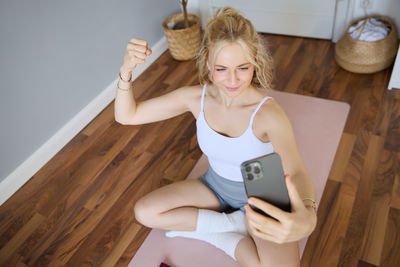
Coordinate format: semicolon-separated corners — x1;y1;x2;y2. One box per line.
134;179;221;231
235;234;300;267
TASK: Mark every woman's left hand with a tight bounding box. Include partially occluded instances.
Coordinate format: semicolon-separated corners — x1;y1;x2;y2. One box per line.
245;174;317;244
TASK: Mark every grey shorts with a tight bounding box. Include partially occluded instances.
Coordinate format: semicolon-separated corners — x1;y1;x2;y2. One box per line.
198;167;248;212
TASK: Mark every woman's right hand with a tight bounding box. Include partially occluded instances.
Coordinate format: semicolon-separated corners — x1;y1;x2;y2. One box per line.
120;38;152;80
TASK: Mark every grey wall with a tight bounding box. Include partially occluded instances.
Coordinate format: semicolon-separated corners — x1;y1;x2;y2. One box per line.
0;0;180;182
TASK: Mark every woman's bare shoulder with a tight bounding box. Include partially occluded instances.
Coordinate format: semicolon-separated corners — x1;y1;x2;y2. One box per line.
175;84;204;115
256;97;291;130
250;96;299;152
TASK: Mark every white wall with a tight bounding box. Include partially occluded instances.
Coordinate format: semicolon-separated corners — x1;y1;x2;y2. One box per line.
193;0;400;42
187;0;200;15
333;0;400;42
353;0;400;30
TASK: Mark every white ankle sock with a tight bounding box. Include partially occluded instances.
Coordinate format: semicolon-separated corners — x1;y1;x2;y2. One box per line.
165;230;244;260
196;209;248;235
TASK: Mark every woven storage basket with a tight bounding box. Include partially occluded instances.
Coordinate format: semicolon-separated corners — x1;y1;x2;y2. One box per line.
162;13;201;61
335;15;398;74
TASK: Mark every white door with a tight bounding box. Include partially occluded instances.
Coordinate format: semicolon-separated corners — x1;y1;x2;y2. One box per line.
209;0;337;39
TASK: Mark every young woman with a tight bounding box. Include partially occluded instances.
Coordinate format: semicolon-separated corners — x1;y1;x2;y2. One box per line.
115;7;317;266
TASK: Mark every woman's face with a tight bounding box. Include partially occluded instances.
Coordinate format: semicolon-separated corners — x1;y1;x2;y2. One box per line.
209;42;255;98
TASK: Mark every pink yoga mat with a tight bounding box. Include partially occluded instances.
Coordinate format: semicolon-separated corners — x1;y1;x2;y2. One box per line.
129;90;350;267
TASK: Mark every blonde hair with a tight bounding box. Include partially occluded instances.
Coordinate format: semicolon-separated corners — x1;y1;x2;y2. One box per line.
196;7;273;90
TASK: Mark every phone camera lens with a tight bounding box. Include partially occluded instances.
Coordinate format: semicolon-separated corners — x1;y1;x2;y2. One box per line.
254;167;261;174
247;173;254;180
245;166;252;172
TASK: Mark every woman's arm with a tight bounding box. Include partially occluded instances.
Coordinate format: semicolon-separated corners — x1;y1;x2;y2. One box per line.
115;38;192;125
246;100;317;243
258;100;316;205
115;85;193;125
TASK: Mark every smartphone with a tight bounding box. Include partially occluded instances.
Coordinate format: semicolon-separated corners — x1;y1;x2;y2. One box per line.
240;152;291;217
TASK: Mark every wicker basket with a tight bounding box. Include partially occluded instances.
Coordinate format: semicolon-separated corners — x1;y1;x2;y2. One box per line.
335;15;398;74
162;13;201;61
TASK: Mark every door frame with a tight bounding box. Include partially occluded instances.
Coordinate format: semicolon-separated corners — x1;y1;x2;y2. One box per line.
332;0;356;42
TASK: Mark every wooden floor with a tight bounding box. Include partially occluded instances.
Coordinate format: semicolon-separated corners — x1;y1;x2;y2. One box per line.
1;34;399;267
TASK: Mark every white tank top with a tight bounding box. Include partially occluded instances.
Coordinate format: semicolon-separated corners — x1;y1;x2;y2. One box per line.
196;84;275;181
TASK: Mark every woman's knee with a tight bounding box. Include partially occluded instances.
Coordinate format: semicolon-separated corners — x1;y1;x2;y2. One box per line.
236;236;300;267
134;195;159;227
256;241;300;267
134;180;220;227
134;183;184;227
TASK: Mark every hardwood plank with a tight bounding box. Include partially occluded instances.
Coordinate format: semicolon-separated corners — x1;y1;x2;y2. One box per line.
343;73;374;111
360;149;397;265
344;86;383;135
2;253;26;267
390;152;400;210
16;132;151;263
65;176;152;266
296;40;332;96
305;184;354;267
301;179;340;266
374;90;394;138
21;124;154;265
100;222;142;267
338;135;385;266
163;59;194;85
340;129;371;197
277;37;303;72
270;42;289;71
44;150;155;266
64;115;200;265
325;67;352;101
0;121;141;247
282;40;315;93
380;208;400;267
272;37;305;92
0;127;116;238
358;259;378;267
145;115;190;155
24;207;92;265
0;213;44;265
16;205;66;261
115;227;151;267
328;133;357;182
390;179;400;210
303;129;371;266
36;123;141;215
81;102;115;136
384;92;400;152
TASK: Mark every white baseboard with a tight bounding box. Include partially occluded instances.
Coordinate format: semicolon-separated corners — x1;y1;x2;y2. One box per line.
0;37;168;206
